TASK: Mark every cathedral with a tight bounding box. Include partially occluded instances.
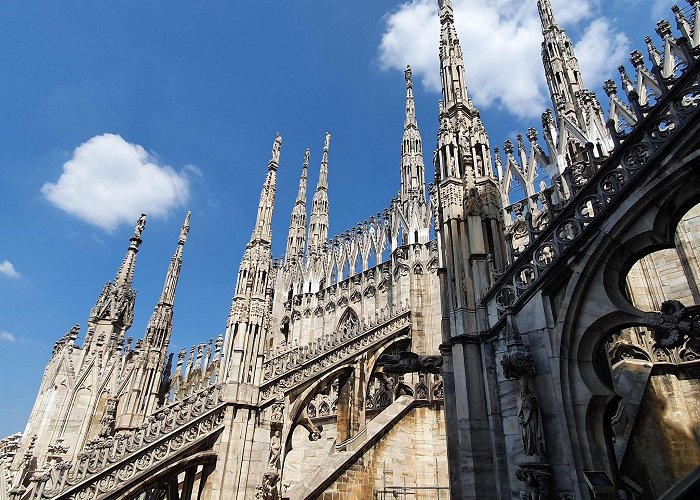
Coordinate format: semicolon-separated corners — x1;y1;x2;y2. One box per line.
2;0;700;499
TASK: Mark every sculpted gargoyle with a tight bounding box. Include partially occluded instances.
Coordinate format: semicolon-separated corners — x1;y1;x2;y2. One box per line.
377;351;443;374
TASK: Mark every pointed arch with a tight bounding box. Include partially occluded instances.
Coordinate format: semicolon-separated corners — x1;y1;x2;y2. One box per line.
336;307;359;340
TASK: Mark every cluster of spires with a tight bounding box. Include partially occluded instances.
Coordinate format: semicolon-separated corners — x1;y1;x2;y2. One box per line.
248;63;427;283
58;0;691;389
75;211;191;363
81;0;633;344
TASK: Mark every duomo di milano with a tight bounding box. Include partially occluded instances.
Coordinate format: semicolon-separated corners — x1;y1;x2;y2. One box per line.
2;0;700;499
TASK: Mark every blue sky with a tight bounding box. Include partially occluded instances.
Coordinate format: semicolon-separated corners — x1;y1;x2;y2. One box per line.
0;0;675;435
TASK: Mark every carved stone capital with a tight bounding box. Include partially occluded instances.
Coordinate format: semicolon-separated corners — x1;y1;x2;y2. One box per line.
501;348;536;380
500;309;536;379
516;463;554;500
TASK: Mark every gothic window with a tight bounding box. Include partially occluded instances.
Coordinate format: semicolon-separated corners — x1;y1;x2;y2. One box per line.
336;308;359;339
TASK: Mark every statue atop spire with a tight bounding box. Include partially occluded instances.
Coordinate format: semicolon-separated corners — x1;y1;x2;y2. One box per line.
145;211;190;350
308;134;331;260
400;65;425;212
134;213;147;239
538;0;588;119
438;0;453;11
270;132;282;168
537;0;556;32
438;0;470;112
179;211;190;245
86;213;148;352
285;150;310;264
251;133;282;244
114;213;147;289
537;0;611;163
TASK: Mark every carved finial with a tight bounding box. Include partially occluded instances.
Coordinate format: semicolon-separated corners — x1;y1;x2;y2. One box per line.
603;79;618;96
134;213;147;239
656;19;673;39
516;134;525;151
629;50;644;68
405;65;413;89
303;148;310;167
618;65;634;92
324;132;331;152
526;127;538;143
504;140;514;156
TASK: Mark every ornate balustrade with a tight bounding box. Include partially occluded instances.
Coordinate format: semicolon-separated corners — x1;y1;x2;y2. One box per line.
485;34;700;316
260;309;411;403
20;385;225;500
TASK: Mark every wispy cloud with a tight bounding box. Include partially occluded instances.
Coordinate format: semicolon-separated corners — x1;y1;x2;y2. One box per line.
575;18;630;92
0;331;16;343
652;0;675;20
42;134;192;232
378;0;628;120
0;260;21;279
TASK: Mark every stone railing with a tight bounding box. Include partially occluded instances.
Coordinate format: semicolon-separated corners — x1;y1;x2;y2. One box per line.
20;385;225;500
485;32;700;315
260;309;411;403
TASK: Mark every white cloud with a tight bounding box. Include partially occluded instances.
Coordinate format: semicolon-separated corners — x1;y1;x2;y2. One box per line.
378;0;627;120
0;331;16;343
575;18;630;93
0;260;20;279
42;134;191;232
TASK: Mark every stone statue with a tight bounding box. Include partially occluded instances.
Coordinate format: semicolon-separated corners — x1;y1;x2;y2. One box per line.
271;133;282;164
98;397;119;438
518;384;544;457
134;213;147;239
268;430;281;469
255;470;279;500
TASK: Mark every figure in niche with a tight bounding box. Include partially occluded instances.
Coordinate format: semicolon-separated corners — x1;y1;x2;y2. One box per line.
98;397;118;438
337;309;359;340
449;154;457;177
518;384;545;457
475;155;484;177
375;378;392;410
416;374;429;400
395;376;414;397
268;430;281;469
432;374;444;399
